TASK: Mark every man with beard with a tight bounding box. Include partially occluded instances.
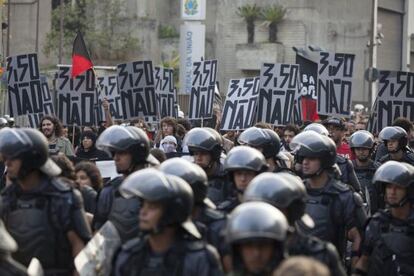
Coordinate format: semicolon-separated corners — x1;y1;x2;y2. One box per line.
40;115;75;157
349;130;378;213
93;125;159;242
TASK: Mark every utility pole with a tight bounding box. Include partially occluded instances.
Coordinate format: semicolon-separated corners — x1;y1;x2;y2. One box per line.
58;0;64;64
368;0;378;108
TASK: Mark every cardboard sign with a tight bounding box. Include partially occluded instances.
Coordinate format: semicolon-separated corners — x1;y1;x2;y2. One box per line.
95;75;123;122
27;77;55;128
295;52;319;123
154;67;176;119
6;53;43;117
188;59;217;120
117;60;157;122
370;70;414;132
257;63;298;126
220;77;260;130
317;52;355;117
56;66;96;126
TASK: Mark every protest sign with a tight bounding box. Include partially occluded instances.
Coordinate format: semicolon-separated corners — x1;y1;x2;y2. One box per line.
95;75;123;122
317;52;355;117
220;77;260;130
295;52;319;123
27;77;55;128
7;53;43;117
257;63;298;126
370;70;414;132
154;67;176;119
117;60;157;122
188;59;217;120
56;65;96;126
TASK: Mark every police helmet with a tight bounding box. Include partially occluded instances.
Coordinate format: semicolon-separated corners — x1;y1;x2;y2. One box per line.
120;168;200;238
244;172;313;228
159;157;215;209
290;131;337;169
379;126;408;149
0;118;8;129
224;146;268;173
237;127;281;159
349;130;375;149
185;127;223;161
303;123;329;136
0;128;61;177
373;161;414;189
96;125;151;164
323;117;346;130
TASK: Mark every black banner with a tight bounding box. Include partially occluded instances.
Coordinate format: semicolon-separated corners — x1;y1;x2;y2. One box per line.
27;77;55;128
154;67;176;119
95;75;123;123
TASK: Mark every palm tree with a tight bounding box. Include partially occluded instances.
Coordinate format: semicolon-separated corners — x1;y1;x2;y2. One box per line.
261;5;286;43
236;4;262;44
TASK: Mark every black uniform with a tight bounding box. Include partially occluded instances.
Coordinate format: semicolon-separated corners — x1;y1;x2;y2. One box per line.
93;176;141;242
362;209;414;276
1;176;91;275
375;151;414;167
352;159;377;213
336;155;362;193
301;177;366;255
206;163;230;205
0;219;27;276
113;236;223;276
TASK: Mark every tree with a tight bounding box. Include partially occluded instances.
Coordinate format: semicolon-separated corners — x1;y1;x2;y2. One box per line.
261;5;286;43
236;4;261;44
44;0;139;64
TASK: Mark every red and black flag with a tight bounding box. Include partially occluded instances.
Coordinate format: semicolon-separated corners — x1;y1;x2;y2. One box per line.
71;32;93;78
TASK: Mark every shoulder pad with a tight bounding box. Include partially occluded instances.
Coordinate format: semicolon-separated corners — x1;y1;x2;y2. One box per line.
217;198;236;210
185;240;206;251
204;207;226;221
353;192;364;207
378;154;390;163
336;155;347;164
372;209;390;220
121;237;145;252
304;235;326;252
104;176;124;187
328;179;350;193
50;177;71;192
405;152;414;162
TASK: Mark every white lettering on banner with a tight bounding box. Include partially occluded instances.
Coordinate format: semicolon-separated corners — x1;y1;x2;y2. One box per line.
221;77;260;130
117;60;157;122
257;63;298;126
56;66;96;126
317;52;355;117
96;75;123;122
188;59;217;120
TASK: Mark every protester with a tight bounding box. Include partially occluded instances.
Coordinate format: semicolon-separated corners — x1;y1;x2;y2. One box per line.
75;130;111;162
40;115;75;157
281;124;300;152
75;161;104;192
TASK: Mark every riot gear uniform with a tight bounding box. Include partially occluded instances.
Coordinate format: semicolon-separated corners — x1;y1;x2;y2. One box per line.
113;169;223;276
0;128;91;275
0;218;27;276
94;126;154;241
244;172;346;276
226;202;288;275
185;127;229;204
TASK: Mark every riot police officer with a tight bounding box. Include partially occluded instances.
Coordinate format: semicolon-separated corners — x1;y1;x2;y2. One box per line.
185;127;228;205
238;126;290;172
218;146;268;214
226;201;289;275
0;199;27;276
159;158;227;257
0;128;91;275
291;131;366;264
113;168;223;276
375;126;414;166
303;124;363;194
350;130;377;213
94;125;159;242
355;161;414;276
244;172;346;276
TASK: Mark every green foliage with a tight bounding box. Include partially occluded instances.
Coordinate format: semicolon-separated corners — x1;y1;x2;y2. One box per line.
159;25;179;39
44;0;139;63
236;4;262;23
261;4;286;24
161;53;180;87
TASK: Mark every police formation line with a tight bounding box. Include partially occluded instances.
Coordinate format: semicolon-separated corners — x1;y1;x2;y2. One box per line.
0;114;414;276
